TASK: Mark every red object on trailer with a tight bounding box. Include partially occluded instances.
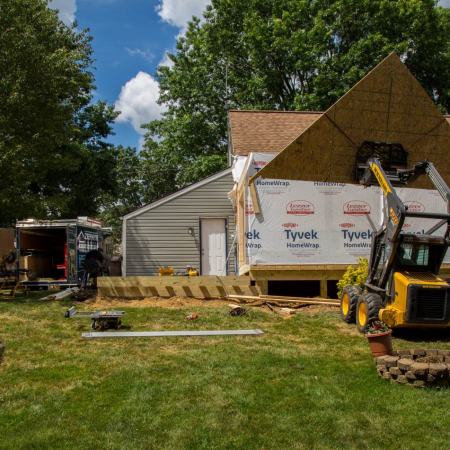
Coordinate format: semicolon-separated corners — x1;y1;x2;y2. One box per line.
56;244;68;279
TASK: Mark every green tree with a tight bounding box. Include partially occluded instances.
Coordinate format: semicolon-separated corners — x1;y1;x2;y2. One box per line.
99;146;144;245
0;0;118;225
143;0;450;193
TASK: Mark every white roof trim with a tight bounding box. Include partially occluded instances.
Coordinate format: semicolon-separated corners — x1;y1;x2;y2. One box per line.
123;168;232;221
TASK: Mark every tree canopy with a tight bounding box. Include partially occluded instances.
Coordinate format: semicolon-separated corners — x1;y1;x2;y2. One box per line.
143;0;450;195
0;0;122;225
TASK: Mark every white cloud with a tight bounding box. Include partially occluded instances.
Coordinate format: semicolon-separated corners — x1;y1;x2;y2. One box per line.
439;0;450;6
115;72;164;134
48;0;77;25
156;1;211;68
158;51;175;69
125;47;155;63
156;0;210;31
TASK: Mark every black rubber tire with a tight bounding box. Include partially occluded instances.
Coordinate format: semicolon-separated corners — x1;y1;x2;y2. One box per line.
340;285;361;324
356;292;383;333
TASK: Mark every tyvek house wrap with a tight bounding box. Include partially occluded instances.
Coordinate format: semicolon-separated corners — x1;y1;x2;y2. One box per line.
241;153;449;265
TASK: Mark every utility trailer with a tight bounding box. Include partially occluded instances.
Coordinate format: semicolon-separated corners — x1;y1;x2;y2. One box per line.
16;217;111;288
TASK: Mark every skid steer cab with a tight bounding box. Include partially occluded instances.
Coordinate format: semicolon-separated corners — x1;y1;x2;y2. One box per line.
340;157;450;332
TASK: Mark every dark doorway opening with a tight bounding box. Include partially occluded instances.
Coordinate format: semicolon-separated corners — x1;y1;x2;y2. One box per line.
327;280;339;299
268;280;320;297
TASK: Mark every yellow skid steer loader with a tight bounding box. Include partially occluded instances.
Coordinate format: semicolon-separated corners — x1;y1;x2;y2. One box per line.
340;158;450;332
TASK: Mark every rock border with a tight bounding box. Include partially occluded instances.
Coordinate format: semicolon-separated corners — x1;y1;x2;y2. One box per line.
376;349;450;388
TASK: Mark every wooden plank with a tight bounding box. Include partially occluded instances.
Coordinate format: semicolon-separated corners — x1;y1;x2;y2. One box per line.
97;275;260;299
228;294;339;306
248;181;261;215
239;264;251;276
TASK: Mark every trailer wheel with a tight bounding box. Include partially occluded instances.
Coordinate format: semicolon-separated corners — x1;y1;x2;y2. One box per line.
340;285;361;323
356;292;382;333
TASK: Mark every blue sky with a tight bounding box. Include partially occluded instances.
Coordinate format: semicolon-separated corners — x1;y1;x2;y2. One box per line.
49;0;210;149
50;0;450;150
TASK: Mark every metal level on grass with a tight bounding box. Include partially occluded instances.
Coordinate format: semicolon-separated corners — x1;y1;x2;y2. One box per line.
82;329;264;339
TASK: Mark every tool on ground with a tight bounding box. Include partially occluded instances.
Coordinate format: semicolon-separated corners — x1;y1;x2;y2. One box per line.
159;266;174;276
340;157;450;331
228;304;247;316
82;329;264;339
65;306;124;330
185;312;199;320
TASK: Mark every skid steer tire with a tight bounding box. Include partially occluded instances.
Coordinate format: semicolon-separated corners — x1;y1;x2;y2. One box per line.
356;292;382;333
340;285;361;324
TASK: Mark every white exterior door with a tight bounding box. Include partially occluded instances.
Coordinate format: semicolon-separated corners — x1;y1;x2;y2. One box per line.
201;218;226;275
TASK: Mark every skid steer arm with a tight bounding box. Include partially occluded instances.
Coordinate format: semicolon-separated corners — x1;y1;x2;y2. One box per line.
361;158;450;291
361;158;405;289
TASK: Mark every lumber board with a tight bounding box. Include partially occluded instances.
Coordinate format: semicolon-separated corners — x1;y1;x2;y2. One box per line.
228;294;339;306
82;329;264;338
41;287;79;301
97;275;260;299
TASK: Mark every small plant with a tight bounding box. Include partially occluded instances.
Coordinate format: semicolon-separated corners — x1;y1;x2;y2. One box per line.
337;258;368;298
366;320;390;335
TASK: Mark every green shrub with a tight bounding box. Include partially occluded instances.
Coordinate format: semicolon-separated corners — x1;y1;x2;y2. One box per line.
337;258;368;298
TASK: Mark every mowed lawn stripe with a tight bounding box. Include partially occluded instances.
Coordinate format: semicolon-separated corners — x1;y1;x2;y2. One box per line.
0;295;449;449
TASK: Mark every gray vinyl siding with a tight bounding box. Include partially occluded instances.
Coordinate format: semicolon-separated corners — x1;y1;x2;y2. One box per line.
124;170;236;276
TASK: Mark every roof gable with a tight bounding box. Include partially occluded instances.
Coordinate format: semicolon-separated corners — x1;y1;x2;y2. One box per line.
123;168;232;221
253;53;450;188
228;110;321;156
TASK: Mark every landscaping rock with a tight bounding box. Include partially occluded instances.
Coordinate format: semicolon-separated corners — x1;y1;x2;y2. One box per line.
375;355;391;365
428;363;447;377
384;356;399;368
410;362;429;377
398;358;414;371
427;373;436;383
375;349;450;388
416;355;444;364
411;349;427;357
389;366;402;376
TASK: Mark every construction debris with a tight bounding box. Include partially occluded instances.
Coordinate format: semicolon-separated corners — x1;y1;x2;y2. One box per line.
227;294;340;309
228;304;247;316
185;312;199;320
279;307;296;316
41;287;80;301
82;329;264;339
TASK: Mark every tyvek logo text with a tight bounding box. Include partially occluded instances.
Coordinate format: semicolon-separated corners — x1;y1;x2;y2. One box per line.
245;229;262;249
284;229;319;249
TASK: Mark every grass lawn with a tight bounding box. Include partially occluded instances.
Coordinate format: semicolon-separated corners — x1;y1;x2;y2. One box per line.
1;294;450;450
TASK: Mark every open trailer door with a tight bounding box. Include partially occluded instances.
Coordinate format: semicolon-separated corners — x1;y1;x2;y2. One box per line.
67;225;77;284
